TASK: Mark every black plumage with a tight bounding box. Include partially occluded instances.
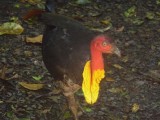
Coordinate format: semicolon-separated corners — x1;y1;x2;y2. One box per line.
42;13;98;85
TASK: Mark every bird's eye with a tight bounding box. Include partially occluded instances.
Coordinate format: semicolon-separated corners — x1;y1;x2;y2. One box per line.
102;41;108;46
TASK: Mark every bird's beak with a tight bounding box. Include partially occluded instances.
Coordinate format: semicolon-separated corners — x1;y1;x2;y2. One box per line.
112;45;121;57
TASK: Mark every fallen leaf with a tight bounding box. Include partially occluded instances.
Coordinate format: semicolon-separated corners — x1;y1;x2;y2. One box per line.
90;25;112;32
113;64;123;69
108;88;123;93
63;111;71;119
105;77;115;82
116;26;124;32
121;56;128;62
32;75;42;81
14;3;20;8
19;82;44;90
124;6;136;18
26;35;43;43
83;106;93;112
10;17;19;22
157;0;160;5
132;103;139;112
0;22;24;35
100;19;111;25
24;51;32;57
132;18;144;25
145;12;155;20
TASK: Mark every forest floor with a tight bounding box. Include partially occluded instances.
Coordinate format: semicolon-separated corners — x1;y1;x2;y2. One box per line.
0;0;160;120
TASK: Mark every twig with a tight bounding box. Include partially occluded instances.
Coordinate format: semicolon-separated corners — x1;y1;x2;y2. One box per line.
138;71;160;84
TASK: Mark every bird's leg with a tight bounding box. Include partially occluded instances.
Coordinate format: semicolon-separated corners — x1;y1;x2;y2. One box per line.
59;79;81;120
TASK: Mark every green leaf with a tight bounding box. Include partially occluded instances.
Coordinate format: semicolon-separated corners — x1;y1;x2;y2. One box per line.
32;75;42;81
124;6;136;18
25;4;31;8
0;22;24;35
63;111;71;119
14;3;20;8
156;0;160;5
10;17;19;22
132;18;144;25
146;12;155;20
6;111;14;118
83;106;93;112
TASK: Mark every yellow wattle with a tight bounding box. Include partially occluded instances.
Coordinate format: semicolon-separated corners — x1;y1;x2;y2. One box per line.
82;61;105;104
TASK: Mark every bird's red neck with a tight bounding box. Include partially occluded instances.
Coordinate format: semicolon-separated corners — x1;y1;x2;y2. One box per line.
90;38;104;71
82;36;105;104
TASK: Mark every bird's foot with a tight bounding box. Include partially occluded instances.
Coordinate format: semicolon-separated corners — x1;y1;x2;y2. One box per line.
59;80;81;120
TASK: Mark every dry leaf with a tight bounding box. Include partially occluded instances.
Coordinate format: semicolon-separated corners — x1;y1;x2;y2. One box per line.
100;20;110;25
91;26;112;32
122;56;128;62
113;64;123;69
116;26;124;32
19;82;44;90
24;51;32;57
105;77;115;82
108;88;123;93
26;35;43;43
0;22;24;35
132;103;139;112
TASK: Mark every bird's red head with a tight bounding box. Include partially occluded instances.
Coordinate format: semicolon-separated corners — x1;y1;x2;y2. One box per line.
91;35;121;56
91;35;112;53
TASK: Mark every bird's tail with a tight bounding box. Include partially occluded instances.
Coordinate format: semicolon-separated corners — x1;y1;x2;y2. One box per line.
23;9;45;20
23;0;58;20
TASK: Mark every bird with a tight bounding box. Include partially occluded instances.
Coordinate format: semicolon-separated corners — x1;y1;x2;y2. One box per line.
40;14;121;120
24;1;121;119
